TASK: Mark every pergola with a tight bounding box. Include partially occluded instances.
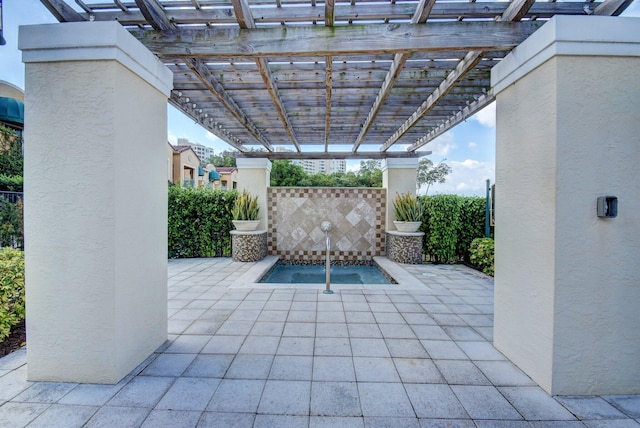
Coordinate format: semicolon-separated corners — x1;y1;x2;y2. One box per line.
21;1;640;395
40;0;630;159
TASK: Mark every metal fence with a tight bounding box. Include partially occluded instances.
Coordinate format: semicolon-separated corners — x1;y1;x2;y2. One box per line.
0;191;23;204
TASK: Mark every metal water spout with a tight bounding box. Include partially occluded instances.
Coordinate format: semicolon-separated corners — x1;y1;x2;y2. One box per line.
320;221;333;294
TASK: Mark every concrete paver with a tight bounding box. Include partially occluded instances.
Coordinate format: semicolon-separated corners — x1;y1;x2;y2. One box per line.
0;258;639;427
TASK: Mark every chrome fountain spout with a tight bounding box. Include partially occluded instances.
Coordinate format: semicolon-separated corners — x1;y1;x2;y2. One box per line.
320;221;333;294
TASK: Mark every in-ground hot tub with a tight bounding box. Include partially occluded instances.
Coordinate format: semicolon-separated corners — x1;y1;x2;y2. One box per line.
259;261;395;285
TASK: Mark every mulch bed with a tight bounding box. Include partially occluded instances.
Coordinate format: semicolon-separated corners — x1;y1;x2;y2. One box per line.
0;319;26;358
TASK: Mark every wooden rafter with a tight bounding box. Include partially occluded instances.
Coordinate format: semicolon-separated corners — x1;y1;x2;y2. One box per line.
131;21;544;58
134;0;173;31
380;51;483;151
382;0;537;152
170;93;247;152
323;0;335;152
233;151;431;160
185;58;274;151
351;0;436;152
594;0;635;15
325;0;336;26
231;0;301;151
39;0;633;160
72;2;607;26
40;0;84;22
408;91;495;152
324;56;333;152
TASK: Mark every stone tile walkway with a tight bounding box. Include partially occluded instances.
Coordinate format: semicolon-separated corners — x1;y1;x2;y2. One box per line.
1;257;639;427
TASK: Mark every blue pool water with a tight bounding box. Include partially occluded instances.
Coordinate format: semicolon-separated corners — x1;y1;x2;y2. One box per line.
261;264;392;284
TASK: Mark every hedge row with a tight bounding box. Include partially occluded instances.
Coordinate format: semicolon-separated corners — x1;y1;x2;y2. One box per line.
420;195;488;263
167;188;491;266
0;198;23;249
0;248;25;342
168;185;237;258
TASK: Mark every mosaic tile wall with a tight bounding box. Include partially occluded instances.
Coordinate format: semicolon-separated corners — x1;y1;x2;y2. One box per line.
267;187;387;262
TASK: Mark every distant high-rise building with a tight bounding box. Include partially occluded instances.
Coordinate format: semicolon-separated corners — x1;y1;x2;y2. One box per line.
177;137;215;164
265;147;347;175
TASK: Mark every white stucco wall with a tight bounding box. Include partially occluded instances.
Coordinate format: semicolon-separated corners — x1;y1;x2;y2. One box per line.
382;158;419;230
236;158;271;230
20;22;172;383
493;16;640;395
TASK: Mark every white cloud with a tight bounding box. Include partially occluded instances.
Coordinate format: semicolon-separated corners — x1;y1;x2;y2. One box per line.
422;158;494;196
468;141;477;150
471;101;496;128
424;132;456;157
168;133;177;145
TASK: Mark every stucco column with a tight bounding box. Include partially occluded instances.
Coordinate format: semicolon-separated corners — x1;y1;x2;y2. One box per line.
492;16;640;395
382;158;419;231
236;158;271;230
20;22;172;383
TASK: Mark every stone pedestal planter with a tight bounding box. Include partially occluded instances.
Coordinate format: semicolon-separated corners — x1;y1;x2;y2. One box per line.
386;230;424;264
231;230;267;262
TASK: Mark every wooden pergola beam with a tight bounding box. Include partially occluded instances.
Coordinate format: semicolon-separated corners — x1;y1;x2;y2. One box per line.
232;151;431;160
351;0;436;152
131;21;544;58
39;0;85;22
79;3;606;27
325;0;336;26
408;91;495;152
324;56;333;152
324;0;335;152
594;0;635;15
134;0;174;31
382;0;537;152
380;50;483;151
231;0;301;151
169;93;247;152
185;58;274;151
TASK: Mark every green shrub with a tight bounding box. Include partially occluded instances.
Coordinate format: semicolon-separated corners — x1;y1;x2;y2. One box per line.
0;174;23;192
469;238;495;276
0;198;23;248
168;186;236;258
0;248;25;341
0;126;23;179
419;195;487;263
421;194;461;263
456;197;487;262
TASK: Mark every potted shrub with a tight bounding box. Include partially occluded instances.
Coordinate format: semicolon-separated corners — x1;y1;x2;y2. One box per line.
232;190;260;231
393;192;423;233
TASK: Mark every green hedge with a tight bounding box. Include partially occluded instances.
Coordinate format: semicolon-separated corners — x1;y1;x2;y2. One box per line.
0;248;25;342
470;238;495;276
0;174;23;192
168;186;236;258
420;195;487;263
0;198;23;249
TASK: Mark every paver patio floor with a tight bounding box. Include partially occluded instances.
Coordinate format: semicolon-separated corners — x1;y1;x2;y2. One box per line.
1;257;639;427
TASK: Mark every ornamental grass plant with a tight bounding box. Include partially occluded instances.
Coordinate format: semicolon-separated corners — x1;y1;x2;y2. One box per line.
232;190;260;221
393;192;424;222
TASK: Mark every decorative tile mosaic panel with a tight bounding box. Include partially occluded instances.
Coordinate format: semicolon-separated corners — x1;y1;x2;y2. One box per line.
268;187;387;262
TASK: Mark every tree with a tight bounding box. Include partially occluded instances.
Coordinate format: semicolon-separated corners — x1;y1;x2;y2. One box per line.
208;152;236;167
357;159;382;187
417;158;452;194
270;160;308;186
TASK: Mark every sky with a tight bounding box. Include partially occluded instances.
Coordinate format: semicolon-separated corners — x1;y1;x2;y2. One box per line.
2;0;639;196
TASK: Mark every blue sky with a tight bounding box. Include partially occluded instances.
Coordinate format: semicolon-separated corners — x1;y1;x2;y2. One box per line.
2;0;638;196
